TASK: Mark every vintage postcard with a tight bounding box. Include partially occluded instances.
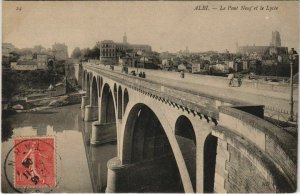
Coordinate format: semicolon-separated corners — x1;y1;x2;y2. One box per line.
1;1;298;193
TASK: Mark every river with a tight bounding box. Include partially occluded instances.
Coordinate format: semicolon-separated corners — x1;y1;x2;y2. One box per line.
1;104;116;193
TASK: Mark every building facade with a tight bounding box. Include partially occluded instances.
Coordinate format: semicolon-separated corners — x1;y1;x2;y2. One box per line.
11;54;54;71
100;40;118;64
36;54;54;70
11;61;38;71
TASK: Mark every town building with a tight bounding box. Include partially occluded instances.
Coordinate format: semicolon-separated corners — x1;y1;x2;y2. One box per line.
227;61;243;72
137;54;159;69
191;63;203;74
100;40;118;64
119;52;138;67
131;44;152;53
212;63;229;73
11;61;38;71
11;54;54;71
20;54;33;60
161;59;173;69
37;54;54;70
242;61;249;70
99;33;152;65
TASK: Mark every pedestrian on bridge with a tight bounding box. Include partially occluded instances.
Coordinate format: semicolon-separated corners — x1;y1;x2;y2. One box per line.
139;72;143;77
238;75;242;87
180;70;185;78
228;73;234;87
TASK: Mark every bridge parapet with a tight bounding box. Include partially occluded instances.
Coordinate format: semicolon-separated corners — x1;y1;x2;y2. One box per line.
213;105;296;192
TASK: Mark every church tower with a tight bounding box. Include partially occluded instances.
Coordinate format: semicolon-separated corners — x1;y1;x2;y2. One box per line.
270;31;281;47
123;32;127;44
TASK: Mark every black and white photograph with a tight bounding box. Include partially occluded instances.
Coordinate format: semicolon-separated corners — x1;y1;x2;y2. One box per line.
1;1;299;193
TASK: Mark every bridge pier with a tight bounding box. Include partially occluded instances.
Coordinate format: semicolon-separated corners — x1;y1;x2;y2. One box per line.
81;96;89;119
105;156;184;193
81;96;89;109
91;121;117;145
84;105;99;122
105;157;126;193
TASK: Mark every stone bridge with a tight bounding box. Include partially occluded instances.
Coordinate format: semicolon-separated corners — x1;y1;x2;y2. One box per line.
79;63;296;193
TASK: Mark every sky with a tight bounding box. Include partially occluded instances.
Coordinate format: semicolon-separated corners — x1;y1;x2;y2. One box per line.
3;1;299;54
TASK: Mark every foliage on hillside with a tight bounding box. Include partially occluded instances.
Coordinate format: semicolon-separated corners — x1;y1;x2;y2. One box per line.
71;46;100;60
2;70;64;99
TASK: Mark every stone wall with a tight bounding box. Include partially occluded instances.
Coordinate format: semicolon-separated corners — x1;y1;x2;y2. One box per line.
213;105;297;192
90;122;117;145
225;144;276;192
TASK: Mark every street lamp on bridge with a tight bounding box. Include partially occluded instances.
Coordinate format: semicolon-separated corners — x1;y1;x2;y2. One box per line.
288;48;298;122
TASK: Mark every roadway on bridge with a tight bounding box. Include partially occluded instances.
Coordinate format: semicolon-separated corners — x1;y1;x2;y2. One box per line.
91;64;298;119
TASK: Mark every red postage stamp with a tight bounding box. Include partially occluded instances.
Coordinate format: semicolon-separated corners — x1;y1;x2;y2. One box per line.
14;137;56;188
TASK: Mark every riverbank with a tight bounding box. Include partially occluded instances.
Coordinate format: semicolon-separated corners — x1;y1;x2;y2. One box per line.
6;92;84;113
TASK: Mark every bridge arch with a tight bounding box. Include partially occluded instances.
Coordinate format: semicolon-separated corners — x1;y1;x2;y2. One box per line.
82;70;87;90
86;72;91;105
96;76;100;96
121;102;194;193
203;133;218;193
91;76;99;107
123;88;129;115
97;76;101;96
117;86;122;119
175;115;197;191
113;83;117;108
78;63;83;87
99;77;103;96
100;83;117;124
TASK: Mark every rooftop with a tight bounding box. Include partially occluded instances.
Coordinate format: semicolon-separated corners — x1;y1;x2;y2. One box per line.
17;60;38;66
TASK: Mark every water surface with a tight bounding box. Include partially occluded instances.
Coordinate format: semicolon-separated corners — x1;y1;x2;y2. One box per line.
1;105;93;193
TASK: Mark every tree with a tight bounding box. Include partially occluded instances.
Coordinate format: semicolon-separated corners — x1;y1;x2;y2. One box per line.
33;45;46;54
2;71;18;99
89;46;100;59
81;48;90;59
71;47;82;59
